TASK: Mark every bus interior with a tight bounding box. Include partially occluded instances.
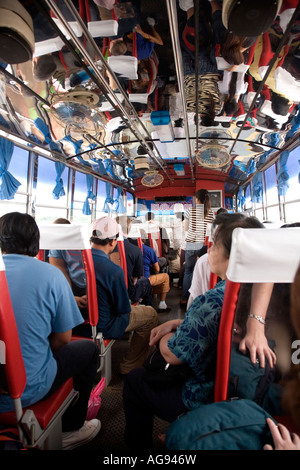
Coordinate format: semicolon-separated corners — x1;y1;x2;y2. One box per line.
0;0;300;454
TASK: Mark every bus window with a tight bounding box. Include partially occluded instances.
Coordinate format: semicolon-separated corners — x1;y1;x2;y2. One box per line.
35;157;68;223
72;171;93;223
0;146;29;217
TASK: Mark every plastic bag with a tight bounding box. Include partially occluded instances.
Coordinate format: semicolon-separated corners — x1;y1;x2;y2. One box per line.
86;377;105;420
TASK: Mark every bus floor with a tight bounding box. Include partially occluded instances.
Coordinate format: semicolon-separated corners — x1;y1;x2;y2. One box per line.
77;282;186;452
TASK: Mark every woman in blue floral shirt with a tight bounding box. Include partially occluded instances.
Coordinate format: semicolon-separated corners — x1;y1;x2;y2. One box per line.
123;214;265;450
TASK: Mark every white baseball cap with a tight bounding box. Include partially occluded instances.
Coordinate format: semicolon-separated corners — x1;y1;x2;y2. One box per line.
92;217;119;239
173;203;184;213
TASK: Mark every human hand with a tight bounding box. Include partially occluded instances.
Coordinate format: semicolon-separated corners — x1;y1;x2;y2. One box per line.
239;320;276;369
75;295;88;309
149;320;181;347
263;418;300;450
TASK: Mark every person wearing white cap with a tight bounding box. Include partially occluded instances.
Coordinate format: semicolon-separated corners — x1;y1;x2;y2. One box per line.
90;216;158;375
171;204;187;288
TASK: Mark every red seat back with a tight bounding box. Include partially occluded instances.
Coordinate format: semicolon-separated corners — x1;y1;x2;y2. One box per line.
0;255;26;400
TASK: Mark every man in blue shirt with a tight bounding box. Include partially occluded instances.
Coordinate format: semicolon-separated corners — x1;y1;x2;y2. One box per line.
91;216;158;375
141;232;171;313
48;218;88;318
0;212;100;450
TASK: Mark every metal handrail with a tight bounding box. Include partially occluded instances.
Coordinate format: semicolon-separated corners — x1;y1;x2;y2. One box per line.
166;0;195;182
45;0;171;180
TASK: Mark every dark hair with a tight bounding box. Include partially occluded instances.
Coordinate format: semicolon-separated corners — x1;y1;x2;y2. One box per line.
224;72;239;115
195;189;211;217
0;212;39;257
221;33;252;65
53;218;71;224
213;214;264;258
271;93;290;116
90;231;119;246
197;92;216;127
33;54;57;81
145;212;155;222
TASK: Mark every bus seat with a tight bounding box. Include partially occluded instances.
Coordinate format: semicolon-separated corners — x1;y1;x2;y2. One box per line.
85;0;118;37
214;227;300;433
107;55;138;80
0;251;78;449
38;224;114;384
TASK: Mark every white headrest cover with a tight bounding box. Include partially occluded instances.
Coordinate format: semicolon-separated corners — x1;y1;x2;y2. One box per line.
226;227;300;283
38;224;91;250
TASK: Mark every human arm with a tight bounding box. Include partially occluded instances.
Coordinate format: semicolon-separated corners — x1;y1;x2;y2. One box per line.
49;253;87;310
49;256;71;287
149;319;183;347
263;418;300;450
239;283;276;368
159;332;184;365
49;330;72;352
76;294;88;309
135;25;163;46
152;261;160;274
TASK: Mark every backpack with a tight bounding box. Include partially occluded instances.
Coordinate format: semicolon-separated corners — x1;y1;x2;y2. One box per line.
165;399;276;450
227;341;276;405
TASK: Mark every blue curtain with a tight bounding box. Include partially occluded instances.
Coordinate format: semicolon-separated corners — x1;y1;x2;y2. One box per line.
103;158;118;180
62;135;83;154
34;118;62;153
252;172;263;203
237;187;245;209
0;136;21;200
285;105;300;141
83;174;96;215
114;186;126;213
256;132;280;170
277;150;290;196
52;161;66;199
245;158;256;176
103;182;113;213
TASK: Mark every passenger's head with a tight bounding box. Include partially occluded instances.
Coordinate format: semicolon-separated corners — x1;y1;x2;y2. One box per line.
197;93;217;127
116;215;132;236
212;214;264;259
53;218;71;224
221;33;254;65
223;97;239;116
32;54;57;81
195;189;211;217
174;203;185;220
110;39;127;56
0;212;39;257
208;214;263;279
90;217;119;246
145;212;155;222
271;93;291;116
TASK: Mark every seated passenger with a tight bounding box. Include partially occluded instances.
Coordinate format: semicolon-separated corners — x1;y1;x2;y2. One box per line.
116;215;153;306
48;218;88;316
110;19;163;61
90;216;158;375
0;212;100;450
140;230;171;313
123;213;270;450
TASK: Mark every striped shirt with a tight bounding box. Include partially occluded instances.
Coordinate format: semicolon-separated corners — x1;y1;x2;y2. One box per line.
185;205;214;244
